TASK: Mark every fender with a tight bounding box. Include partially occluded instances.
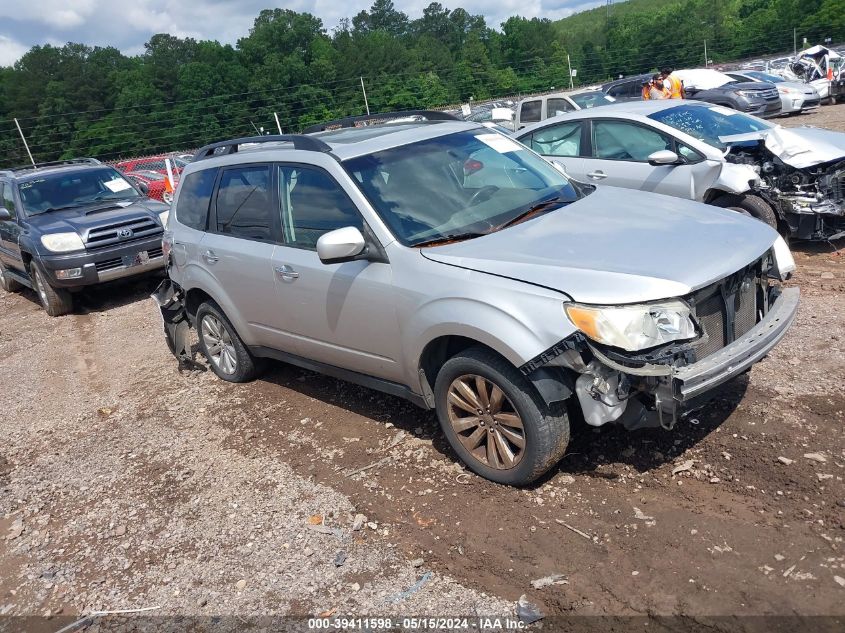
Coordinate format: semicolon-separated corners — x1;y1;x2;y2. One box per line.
406;295;573;389
710;162;760;196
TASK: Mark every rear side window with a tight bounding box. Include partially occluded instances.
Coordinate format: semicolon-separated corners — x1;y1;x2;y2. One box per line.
528;121;583;157
175;169;217;231
214;165;273;241
547;98;574;116
520;100;541;123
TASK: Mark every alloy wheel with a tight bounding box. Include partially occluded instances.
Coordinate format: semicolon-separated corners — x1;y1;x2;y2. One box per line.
201;314;237;375
446;374;526;469
33;269;49;306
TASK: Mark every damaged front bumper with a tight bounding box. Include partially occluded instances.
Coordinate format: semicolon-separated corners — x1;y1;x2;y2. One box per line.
526;286;799;432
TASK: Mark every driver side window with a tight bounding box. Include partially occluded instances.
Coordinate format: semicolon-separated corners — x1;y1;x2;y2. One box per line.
592;120;671;161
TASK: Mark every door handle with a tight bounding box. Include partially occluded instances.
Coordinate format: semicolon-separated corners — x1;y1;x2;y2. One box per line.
202;249;219;264
275;264;299;280
587;171;608;180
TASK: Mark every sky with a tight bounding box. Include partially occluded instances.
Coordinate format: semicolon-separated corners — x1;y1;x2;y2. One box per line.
0;0;605;67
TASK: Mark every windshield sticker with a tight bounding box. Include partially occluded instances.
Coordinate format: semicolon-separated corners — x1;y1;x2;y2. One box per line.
477;133;523;153
104;178;132;193
709;106;740;117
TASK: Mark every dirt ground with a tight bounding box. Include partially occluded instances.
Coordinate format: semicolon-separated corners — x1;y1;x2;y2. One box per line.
1;105;845;632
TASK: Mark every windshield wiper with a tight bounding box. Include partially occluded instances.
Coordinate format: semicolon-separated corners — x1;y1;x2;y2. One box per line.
493;195;567;232
39;203;86;214
414;231;489;248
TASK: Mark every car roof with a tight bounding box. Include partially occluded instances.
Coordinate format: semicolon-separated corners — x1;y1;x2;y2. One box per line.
513;100;717;136
186;120;483;170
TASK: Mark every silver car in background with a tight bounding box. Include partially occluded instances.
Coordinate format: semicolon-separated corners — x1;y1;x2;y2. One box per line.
515;100;845;240
725;70;821;114
156;113;798;486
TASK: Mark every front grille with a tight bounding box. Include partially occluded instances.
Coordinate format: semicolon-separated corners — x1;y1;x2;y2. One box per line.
760;88;779;100
695;293;725;358
95;257;123;272
693;273;759;360
148;246;163;259
85;217;162;249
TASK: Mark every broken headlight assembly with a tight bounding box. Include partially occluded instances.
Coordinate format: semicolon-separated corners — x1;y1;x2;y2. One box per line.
564;300;696;352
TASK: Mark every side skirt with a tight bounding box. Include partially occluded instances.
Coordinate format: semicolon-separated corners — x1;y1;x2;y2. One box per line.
3;268;33;289
249;345;431;410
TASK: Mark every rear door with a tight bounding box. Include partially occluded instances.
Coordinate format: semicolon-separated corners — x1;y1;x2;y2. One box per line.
581;119;701;198
271;164;403;382
0;182;23;271
518;120;588;181
199;163;293;349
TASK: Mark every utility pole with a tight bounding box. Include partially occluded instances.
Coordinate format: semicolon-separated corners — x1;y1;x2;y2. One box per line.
14;118;35;167
360;77;370;116
793;28;797;56
274;112;283;135
704;40;708;67
567;54;574;90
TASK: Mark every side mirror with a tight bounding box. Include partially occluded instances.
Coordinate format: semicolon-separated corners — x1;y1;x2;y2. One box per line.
648;150;680;166
316;226;367;264
136;181;150;195
0;208;11;221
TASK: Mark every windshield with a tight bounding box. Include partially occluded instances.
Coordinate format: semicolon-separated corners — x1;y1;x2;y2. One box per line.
19;167;141;215
746;71;784;83
648;104;774;149
343;129;580;246
570;92;615;108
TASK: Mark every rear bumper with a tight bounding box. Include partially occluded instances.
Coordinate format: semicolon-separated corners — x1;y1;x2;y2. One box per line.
39;235;164;288
669;287;799;402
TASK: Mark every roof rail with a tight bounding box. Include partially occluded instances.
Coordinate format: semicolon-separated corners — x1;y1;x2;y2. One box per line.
193;135;333;162
6;158;101;173
302;110;461;134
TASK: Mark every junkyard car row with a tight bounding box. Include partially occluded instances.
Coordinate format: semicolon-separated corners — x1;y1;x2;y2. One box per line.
6;77;845;485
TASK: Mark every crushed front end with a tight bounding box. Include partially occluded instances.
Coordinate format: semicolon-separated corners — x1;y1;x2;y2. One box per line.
726;142;845;240
522;247;799;430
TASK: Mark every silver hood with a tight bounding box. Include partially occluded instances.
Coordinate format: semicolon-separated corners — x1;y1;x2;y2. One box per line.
721;125;845;169
421;187;777;304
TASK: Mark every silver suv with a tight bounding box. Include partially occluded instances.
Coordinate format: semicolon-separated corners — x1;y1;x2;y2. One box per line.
155;112;799;486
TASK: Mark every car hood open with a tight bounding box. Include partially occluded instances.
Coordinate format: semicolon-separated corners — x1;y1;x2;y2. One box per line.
420;187;777;305
721;125;845;169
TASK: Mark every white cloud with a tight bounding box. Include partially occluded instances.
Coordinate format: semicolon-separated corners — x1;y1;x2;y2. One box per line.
0;35;28;67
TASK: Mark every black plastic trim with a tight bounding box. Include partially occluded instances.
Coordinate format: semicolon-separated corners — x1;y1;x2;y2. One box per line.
193;135;333;162
250;346;429;409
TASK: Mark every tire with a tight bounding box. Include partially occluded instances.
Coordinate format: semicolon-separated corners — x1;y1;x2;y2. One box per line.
0;262;23;293
196;301;258;383
434;346;570;486
31;264;73;316
711;193;778;230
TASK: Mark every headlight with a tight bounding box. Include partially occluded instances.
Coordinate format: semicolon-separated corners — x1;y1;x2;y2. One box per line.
40;232;84;253
158;209;170;227
736;90;758;98
564;300;697;352
771;235;795;280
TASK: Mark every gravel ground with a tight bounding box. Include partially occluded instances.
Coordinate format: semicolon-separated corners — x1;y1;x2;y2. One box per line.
1;104;845;632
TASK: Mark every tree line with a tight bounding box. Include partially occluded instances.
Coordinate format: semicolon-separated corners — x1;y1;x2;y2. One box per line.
0;0;841;167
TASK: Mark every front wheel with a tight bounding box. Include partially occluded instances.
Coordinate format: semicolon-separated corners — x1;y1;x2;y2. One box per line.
434;346;570;486
31;265;73;316
711;193;778;230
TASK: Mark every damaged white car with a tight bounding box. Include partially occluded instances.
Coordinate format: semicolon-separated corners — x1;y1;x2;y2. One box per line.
515;100;845;240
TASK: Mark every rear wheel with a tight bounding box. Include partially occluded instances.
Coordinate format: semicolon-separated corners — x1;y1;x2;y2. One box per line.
196;301;258;382
0;262;23;293
711;193;778;230
434;346;570;486
31;265;73;316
